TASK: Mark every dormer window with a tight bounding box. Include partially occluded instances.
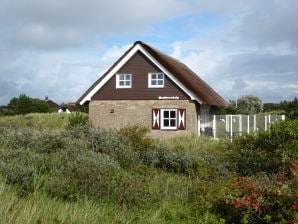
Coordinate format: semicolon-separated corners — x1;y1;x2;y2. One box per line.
116;74;132;88
148;73;164;88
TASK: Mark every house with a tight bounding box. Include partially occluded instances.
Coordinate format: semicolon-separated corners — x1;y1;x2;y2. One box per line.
44;97;75;113
58;103;76;113
45;97;60;112
78;41;228;137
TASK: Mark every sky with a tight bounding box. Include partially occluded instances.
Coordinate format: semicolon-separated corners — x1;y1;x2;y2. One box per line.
0;0;297;105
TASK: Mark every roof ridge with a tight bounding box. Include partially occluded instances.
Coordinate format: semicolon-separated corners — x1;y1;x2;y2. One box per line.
77;41;228;106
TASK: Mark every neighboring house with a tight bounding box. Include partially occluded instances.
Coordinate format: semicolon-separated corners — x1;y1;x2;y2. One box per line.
45;97;60;112
78;41;228;137
58;103;75;113
45;97;75;113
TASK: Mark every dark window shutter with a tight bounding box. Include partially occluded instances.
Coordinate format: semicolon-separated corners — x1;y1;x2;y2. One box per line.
152;109;160;129
177;109;186;130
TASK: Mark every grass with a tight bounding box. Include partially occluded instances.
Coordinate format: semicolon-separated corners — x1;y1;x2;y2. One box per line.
0;113;296;223
0;180;139;224
0;113;70;130
0;176;224;224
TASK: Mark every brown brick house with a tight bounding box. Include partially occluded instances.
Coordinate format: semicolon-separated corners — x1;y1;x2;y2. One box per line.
78;41;228;137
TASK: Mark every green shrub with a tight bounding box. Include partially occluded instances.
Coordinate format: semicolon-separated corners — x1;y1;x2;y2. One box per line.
87;128;138;168
139;144;199;174
228;119;298;176
32;130;67;153
0;149;46;195
4;128;34;149
66;112;89;129
118;125;153;151
47;147;121;200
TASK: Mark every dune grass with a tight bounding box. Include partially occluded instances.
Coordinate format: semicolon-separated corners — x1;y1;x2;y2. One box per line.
0;113;70;130
0;113;296;223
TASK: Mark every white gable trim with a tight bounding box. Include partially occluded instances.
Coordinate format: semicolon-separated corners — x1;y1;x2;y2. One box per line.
79;43;202;105
137;45;202;103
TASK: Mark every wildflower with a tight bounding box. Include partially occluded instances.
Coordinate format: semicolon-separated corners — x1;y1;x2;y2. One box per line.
234;200;241;208
241;176;246;182
294;192;298;198
250;193;257;198
290;203;297;209
250;183;256;189
292;164;298;170
251;203;259;210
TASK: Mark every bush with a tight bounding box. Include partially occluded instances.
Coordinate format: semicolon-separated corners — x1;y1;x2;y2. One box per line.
228;119;298;176
0;149;46;195
87;128;138;168
139;144;199;174
118;126;153;151
47;147;121;201
221;173;298;223
66;112;89;129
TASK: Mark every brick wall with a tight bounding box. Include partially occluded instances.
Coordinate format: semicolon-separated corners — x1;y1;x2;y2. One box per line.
89;100;199;138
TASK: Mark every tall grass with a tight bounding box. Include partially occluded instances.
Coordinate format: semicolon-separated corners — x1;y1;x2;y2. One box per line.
0;179;153;224
0;114;296;223
0;113;70;130
0;176;224;224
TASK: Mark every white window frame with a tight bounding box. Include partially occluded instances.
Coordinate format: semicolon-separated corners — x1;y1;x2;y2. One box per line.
116;74;132;88
148;73;164;88
161;109;177;130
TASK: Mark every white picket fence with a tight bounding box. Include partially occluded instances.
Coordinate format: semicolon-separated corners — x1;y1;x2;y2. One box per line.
201;114;285;141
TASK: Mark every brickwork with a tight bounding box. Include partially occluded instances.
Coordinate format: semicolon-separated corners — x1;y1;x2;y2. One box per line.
89;100;199;138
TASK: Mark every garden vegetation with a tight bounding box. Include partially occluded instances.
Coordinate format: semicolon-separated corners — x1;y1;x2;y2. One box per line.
0;113;297;223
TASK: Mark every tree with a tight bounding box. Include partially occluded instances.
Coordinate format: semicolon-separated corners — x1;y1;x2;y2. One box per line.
6;94;52;115
231;95;263;114
280;97;298;119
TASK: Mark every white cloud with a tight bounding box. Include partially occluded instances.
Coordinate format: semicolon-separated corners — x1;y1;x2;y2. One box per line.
0;0;297;105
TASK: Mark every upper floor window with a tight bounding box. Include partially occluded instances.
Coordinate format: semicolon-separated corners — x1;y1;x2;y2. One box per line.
116;74;131;88
148;73;164;88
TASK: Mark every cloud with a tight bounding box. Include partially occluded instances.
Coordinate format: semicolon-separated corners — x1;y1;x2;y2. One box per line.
167;0;298;103
0;0;297;105
0;0;190;50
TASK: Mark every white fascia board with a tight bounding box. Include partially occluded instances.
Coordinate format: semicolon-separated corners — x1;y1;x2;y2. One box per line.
137;45;202;104
80;43;202;105
79;44;143;105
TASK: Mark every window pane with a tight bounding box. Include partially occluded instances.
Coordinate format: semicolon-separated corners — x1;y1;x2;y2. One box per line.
164;120;169;127
158;74;163;79
157;80;163;85
170;111;176;118
170;119;176;127
125;81;130;86
119;81;125;86
164;111;169;118
151;74;157;79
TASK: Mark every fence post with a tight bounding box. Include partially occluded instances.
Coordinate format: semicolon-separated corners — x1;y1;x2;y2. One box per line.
239;115;242;136
226;115;228;133
230;115;233;141
265;115;267;131
247;115;250;134
213;115;216;140
254;115;256;132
